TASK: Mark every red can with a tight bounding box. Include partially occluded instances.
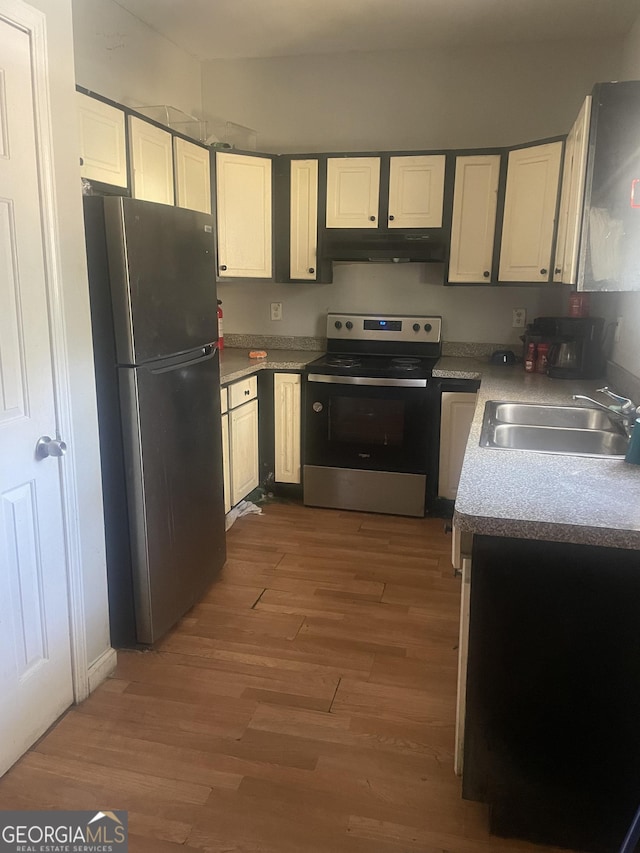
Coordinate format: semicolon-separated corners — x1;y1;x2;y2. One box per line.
568;292;590;317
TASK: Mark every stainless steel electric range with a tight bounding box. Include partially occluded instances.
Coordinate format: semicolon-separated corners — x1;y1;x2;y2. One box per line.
304;313;442;517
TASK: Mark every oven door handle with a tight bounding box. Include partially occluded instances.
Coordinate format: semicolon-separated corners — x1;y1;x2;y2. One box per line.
307;373;428;388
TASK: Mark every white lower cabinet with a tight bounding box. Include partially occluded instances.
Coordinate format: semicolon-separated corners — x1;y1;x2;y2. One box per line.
229;397;259;507
222;377;260;510
274;373;301;484
438;392;477;500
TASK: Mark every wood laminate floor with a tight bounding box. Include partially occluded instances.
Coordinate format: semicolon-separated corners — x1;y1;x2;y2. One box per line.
0;502;580;852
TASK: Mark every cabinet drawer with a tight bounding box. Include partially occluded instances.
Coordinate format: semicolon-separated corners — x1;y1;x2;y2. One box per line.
228;376;258;409
220;386;228;414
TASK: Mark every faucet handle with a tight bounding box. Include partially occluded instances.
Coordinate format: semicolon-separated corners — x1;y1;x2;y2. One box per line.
596;387;637;413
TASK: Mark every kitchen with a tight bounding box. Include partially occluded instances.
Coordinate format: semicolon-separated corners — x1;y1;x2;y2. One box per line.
1;0;640;851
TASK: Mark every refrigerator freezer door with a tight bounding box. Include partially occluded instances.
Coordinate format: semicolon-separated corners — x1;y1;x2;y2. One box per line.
119;346;226;644
104;196;218;364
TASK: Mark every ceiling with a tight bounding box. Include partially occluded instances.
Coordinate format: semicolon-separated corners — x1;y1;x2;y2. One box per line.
114;0;639;61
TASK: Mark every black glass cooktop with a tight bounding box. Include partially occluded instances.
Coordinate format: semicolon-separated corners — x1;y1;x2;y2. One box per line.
307;353;438;380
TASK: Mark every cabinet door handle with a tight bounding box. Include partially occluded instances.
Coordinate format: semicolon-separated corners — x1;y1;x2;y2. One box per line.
555;267;562;274
369;215;376;221
220;264;227;271
483;270;490;278
308;267;315;274
244;389;250;396
388;215;395;221
540;268;548;275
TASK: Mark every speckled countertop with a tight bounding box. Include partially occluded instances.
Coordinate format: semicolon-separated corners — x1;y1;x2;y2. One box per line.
220;348;640;550
219;348;319;383
440;357;640;551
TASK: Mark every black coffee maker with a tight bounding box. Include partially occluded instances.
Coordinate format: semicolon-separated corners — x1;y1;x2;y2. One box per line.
525;317;606;379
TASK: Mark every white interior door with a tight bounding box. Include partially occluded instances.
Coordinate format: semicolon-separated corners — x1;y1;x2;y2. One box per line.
0;16;74;776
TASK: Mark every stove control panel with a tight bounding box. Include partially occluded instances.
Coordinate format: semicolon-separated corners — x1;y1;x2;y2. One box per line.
327;313;442;343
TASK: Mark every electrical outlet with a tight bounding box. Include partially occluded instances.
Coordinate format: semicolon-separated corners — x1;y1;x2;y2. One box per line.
512;308;526;328
270;302;283;321
614;316;623;343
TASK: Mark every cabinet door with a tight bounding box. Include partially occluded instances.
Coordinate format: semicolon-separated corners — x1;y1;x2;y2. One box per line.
174;137;211;214
274;373;301;484
498;141;562;282
326;157;380;228
387;154;445;228
554;96;591;285
77;93;127;188
438;391;477;500
221;413;231;514
128;116;174;205
455;555;472;776
216;152;272;278
449;155;501;283
290;160;318;280
229;398;259;506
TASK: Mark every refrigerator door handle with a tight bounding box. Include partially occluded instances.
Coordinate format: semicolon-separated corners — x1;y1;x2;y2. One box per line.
148;344;218;375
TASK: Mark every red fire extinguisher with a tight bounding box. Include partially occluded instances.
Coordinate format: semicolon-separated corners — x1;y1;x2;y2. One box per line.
217;299;224;350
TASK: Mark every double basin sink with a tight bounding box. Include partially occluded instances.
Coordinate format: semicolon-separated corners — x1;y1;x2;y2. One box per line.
480;401;629;458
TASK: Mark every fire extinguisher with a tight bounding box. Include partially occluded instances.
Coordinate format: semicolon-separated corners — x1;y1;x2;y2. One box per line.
217;299;224;350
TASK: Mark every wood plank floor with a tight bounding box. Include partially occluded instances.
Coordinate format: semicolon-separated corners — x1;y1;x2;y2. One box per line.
0;502;580;852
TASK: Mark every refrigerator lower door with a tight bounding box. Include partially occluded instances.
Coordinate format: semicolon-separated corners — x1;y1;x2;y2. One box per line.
119;346;226;644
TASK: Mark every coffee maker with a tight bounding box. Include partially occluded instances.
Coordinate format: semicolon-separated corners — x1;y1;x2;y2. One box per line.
525;317;606;379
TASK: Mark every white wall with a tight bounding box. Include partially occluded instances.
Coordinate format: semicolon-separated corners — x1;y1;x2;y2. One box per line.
30;0;110;667
202;40;620;153
218;265;563;345
72;0;202;116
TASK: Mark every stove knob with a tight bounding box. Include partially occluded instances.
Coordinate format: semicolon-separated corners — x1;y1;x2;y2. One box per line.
334;321;342;329
412;323;420;332
424;323;432;332
345;321;353;330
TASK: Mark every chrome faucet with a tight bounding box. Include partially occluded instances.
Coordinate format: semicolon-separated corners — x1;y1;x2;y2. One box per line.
572;387;640;437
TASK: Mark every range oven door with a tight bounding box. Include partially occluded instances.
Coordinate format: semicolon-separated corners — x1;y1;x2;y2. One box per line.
304;375;432;473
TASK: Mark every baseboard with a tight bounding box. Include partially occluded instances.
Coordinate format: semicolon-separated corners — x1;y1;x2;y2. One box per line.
87;647;117;694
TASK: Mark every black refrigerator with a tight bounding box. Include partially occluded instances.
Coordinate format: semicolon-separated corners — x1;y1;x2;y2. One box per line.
84;196;226;647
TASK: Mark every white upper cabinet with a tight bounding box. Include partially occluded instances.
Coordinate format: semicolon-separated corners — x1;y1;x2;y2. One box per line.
215;151;272;278
387;154;445;228
174;137;211;214
498;141;563;282
128;116;174;205
76;93;127;188
553;96;592;285
326;157;380;228
449;154;501;283
290;159;318;280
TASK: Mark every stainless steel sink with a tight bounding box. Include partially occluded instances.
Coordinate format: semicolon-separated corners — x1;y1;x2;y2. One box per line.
489;424;629;456
480;401;629;458
489;402;618;431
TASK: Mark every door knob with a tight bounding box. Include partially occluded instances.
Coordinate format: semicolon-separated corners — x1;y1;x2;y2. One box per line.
35;436;67;460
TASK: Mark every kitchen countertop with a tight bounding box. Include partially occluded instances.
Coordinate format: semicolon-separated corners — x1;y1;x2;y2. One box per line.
220;348;640;550
441;357;640;551
219;347;320;384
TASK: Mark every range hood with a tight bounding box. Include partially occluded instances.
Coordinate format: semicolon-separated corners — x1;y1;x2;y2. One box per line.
322;231;447;264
